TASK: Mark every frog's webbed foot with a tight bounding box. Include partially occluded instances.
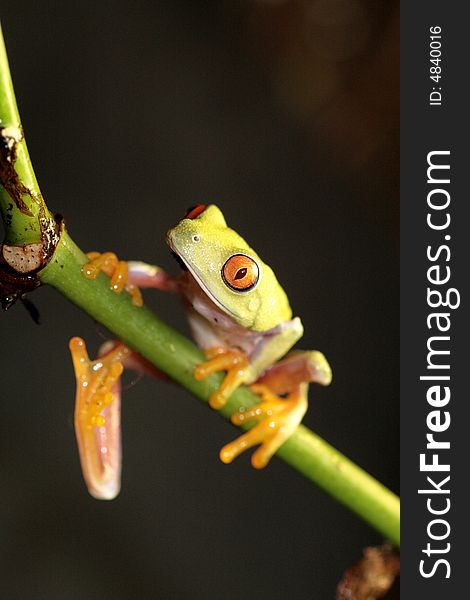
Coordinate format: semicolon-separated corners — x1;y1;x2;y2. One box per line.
220;383;308;469
193;348;250;410
220;349;331;468
83;251;143;306
69;337;130;500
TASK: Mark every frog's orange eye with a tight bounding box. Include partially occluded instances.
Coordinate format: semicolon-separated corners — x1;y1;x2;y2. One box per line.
222;254;259;291
184;204;207;220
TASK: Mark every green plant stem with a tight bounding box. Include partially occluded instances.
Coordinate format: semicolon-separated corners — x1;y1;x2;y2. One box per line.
0;25;55;245
0;27;400;547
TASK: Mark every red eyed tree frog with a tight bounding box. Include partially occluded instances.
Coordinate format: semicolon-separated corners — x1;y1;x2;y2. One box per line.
69;205;332;499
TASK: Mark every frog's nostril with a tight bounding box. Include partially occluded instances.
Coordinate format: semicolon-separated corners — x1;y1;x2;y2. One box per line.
192;235;200;243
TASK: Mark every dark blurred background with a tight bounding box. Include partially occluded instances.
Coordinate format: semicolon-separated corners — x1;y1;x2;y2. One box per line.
0;1;398;598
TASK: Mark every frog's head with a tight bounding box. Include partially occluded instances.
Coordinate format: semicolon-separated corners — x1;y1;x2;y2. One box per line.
166;204;292;331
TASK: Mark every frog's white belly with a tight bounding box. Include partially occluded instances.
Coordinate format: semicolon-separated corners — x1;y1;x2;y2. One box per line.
180;272;268;357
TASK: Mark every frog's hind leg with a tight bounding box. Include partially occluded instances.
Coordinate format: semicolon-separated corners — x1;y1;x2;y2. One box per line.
256;349;332;393
69;337;128;500
220;382;309;469
220;349;332;469
69;337;168;500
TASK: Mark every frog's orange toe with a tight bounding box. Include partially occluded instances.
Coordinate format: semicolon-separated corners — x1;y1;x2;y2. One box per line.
109;260;128;293
209;390;228;410
219;425;266;465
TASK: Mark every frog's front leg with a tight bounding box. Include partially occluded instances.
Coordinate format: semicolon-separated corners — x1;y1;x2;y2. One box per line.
193;318;304;410
83;252;143;306
83;251;180;304
220;348;332;469
193;347;252;409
